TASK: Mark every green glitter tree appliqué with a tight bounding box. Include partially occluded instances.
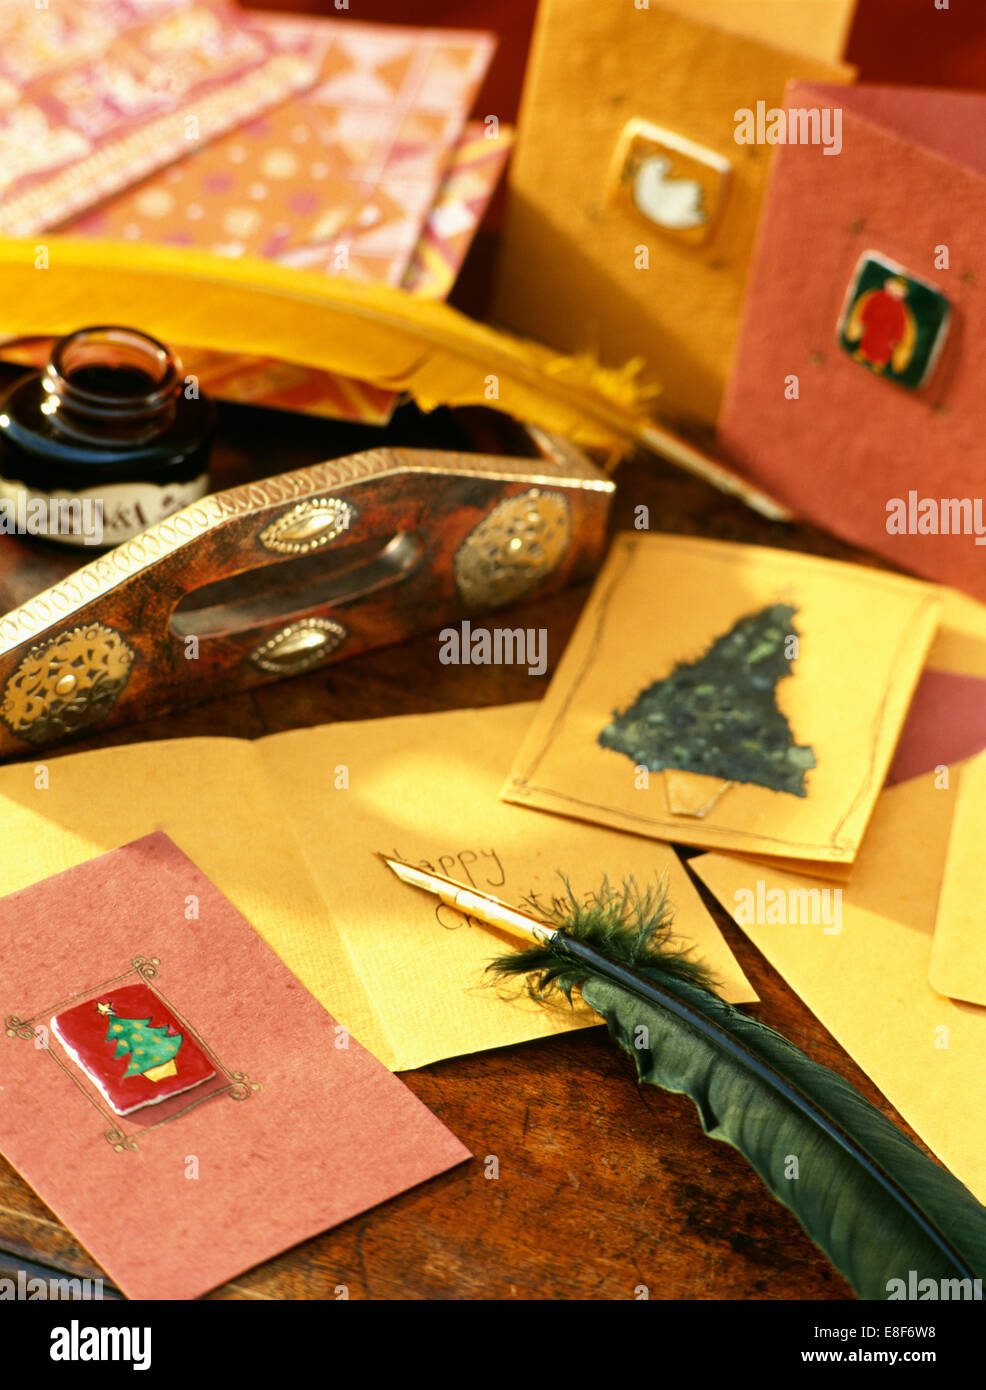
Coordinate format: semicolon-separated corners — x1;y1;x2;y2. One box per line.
598;603;817;796
98;1000;184;1080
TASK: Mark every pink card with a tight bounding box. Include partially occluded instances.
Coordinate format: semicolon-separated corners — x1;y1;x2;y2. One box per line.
720;82;986;601
0;0;317;237
887;667;986;786
0;833;469;1299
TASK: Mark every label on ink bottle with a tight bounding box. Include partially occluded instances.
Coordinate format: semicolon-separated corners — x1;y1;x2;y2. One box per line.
0;473;209;547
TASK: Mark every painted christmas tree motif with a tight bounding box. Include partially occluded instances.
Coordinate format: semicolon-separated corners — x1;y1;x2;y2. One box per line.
51;981;216;1117
598;603;816;797
97;1000;183;1083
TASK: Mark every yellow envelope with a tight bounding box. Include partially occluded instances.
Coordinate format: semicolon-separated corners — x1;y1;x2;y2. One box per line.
930;749;986;1006
0;703;754;1071
503;534;940;868
689;774;986;1204
929;588;986;678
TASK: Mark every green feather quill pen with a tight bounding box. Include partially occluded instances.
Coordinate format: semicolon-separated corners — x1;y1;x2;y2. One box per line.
380;855;986;1299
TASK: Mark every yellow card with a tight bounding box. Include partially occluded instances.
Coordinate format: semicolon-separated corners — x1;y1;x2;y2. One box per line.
690;773;986;1205
930;749;986;1006
0;703;754;1072
255;704;754;1069
657;0;857;63
502;534;940;866
492;0;853;429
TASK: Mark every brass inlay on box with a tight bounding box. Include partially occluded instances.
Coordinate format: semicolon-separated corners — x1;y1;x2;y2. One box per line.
1;622;134;745
455;489;571;609
259;497;355;555
249;618;347;676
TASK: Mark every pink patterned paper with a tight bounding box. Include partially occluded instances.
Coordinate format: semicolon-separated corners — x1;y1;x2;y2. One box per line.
0;0;317;236
66;10;495;287
0;12;501;422
24;121;512;424
0;123;512;424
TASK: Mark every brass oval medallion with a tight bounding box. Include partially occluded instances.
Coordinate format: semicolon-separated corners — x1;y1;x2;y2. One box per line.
455;489;571;610
1;622;135;746
249;618;347;676
259;497;355;555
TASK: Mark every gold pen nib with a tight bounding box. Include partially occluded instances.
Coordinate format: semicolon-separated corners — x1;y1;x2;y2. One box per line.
376;852;554;946
376;853;441;895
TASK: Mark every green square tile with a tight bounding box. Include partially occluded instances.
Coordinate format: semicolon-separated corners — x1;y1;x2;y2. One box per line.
837;251;951;391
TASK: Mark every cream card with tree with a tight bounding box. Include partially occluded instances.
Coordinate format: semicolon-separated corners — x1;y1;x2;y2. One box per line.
503;534;939;867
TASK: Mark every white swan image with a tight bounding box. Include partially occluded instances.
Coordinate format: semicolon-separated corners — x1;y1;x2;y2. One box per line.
632;155;706;230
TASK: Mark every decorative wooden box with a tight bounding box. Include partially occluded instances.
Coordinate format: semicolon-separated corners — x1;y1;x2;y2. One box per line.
0;400;613;758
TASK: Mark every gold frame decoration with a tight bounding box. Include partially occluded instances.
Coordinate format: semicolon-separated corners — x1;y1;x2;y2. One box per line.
5;955;261;1152
608;118;732;246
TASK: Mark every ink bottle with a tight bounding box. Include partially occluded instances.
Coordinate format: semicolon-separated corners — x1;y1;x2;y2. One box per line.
0;325;215;548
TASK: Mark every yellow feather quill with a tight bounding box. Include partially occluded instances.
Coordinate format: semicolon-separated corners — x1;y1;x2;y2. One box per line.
0;238;787;517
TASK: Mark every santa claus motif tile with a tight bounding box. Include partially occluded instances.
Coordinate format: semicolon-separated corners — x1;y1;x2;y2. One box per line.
52;981;216;1117
837;250;951;391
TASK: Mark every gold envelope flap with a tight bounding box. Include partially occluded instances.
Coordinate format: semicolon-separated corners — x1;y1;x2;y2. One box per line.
691;771;986;1207
930;748;986;1006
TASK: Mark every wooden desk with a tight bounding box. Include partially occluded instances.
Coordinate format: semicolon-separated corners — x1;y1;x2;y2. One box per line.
0;398;925;1300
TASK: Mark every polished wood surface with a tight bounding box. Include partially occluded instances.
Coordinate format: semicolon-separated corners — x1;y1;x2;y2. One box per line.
0;387;934;1300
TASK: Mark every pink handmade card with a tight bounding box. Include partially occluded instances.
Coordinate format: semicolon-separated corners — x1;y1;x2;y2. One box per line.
0;832;469;1299
720;81;986;601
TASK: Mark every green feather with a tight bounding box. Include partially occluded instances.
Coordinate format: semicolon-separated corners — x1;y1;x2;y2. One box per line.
488;876;986;1300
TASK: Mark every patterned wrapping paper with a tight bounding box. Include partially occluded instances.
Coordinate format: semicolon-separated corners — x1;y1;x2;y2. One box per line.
0;0;317;236
402;120;513;299
2;12;504;423
0;120;512;423
158;120;513;422
66;11;496;287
